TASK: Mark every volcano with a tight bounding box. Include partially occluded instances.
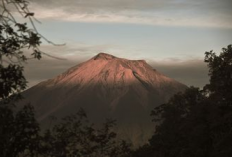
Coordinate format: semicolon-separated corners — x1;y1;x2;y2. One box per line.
20;53;187;146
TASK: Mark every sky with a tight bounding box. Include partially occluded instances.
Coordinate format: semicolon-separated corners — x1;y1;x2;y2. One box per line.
21;0;232;88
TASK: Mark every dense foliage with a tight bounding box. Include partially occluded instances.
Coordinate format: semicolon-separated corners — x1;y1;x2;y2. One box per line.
39;109;131;157
133;45;232;157
0;105;40;157
1;107;132;157
1;1;43;156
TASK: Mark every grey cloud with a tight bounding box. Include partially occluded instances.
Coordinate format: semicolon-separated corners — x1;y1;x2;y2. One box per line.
31;0;232;14
149;59;209;88
32;0;176;11
36;43;115;58
24;57;80;87
29;0;232;28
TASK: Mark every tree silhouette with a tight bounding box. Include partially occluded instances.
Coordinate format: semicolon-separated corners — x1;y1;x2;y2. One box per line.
133;45;232;157
0;1;62;156
204;44;232;156
38;109;132;157
0;104;40;157
0;0;63;101
204;44;232;105
134;44;232;157
1;0;41;101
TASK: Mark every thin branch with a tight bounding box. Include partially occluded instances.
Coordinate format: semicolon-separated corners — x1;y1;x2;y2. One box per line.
12;2;24;17
1;0;66;64
28;16;66;46
39;33;66;46
24;7;41;24
1;0;17;23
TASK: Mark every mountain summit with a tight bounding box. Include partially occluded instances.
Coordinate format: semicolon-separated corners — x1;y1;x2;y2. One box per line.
93;52;116;60
21;53;187;146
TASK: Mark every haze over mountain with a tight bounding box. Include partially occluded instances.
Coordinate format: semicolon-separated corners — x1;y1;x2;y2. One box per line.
20;53;187;146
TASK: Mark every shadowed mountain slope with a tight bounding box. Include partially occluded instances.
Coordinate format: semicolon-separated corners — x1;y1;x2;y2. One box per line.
20;53;187;146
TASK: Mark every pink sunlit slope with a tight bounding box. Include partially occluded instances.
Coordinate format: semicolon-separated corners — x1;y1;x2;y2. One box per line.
20;53;187;147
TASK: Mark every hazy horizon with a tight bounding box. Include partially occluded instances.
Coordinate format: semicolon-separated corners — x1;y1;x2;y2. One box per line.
22;0;232;88
25;52;209;88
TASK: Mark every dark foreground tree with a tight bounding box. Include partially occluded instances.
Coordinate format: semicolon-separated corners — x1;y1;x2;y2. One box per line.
38;109;131;157
134;44;232;157
0;104;40;157
204;44;232;156
1;1;45;156
1;0;43;101
0;1;64;156
1;0;64;101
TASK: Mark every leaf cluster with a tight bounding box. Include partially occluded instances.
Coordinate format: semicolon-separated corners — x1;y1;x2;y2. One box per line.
0;0;43;101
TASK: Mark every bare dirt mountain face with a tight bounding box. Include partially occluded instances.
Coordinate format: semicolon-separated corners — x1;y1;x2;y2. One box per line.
20;53;187;147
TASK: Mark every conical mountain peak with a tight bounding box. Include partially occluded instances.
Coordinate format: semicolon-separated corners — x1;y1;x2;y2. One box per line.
20;53;187;147
93;52;116;60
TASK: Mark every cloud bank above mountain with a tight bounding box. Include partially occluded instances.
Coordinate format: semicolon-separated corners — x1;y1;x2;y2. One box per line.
29;0;232;28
